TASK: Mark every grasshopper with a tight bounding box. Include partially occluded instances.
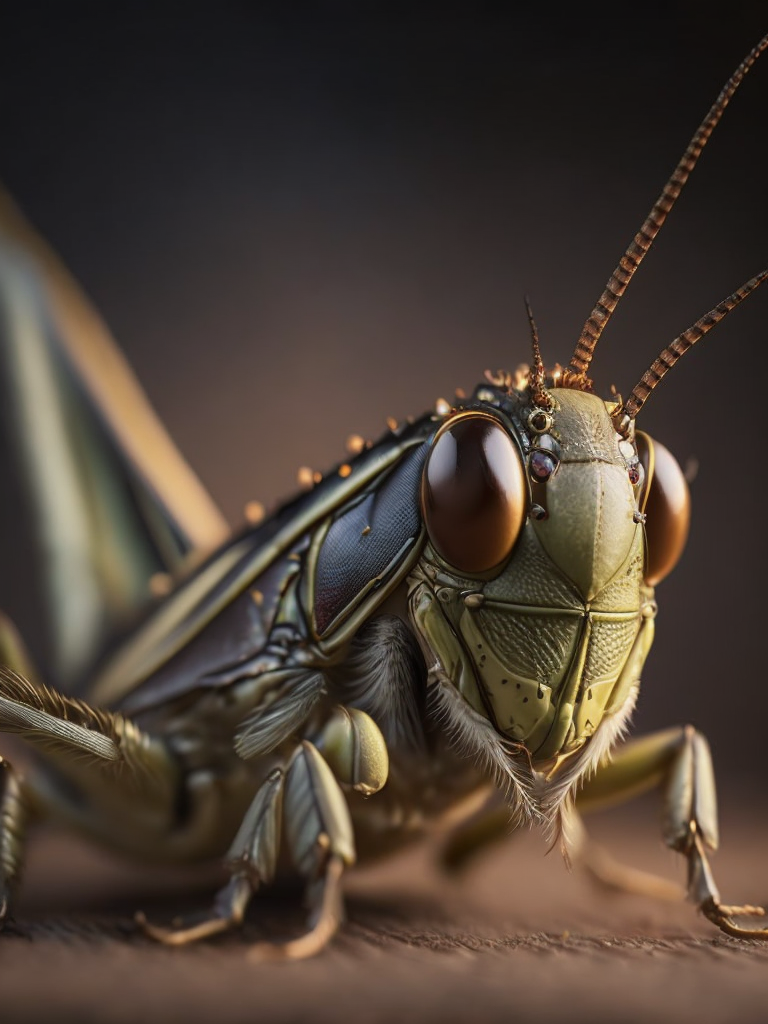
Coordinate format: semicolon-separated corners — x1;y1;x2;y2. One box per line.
0;34;766;960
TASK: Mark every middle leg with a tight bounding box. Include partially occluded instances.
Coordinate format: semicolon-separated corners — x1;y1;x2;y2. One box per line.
576;724;768;938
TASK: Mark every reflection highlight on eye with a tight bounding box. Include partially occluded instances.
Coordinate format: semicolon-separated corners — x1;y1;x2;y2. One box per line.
422;415;527;573
528;448;559;483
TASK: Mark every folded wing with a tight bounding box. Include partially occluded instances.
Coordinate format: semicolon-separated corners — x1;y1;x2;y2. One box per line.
0;188;229;690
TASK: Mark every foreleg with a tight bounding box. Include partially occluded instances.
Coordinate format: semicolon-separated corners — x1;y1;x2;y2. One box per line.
140;707;388;959
137;767;284;945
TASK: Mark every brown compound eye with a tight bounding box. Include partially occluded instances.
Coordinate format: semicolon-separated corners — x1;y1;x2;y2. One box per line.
636;431;691;586
421;415;526;573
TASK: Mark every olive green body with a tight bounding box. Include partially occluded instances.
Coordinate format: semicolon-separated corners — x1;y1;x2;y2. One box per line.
4;34;768;955
19;388;657;871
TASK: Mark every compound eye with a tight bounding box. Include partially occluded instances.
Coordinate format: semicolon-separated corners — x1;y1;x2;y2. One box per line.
421;415;526;573
636;431;691;586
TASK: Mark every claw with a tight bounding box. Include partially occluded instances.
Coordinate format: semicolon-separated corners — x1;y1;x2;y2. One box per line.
135;909;234;945
136;858;346;959
701;897;768;940
247;855;345;962
136;875;252;947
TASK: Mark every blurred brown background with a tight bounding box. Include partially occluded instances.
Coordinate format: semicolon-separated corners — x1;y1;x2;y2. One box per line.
1;6;768;1023
0;6;766;789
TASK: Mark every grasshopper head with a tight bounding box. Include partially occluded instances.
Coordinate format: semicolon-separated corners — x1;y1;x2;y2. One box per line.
420;382;690;599
414;379;691;766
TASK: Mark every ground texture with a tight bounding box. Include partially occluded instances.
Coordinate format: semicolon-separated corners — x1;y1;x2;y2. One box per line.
2;795;767;1024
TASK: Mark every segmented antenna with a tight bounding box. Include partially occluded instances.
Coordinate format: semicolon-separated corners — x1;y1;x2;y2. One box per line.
524;295;552;408
614;268;768;432
568;34;768;381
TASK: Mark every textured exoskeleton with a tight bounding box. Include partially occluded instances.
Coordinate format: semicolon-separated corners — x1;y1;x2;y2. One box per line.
0;35;766;958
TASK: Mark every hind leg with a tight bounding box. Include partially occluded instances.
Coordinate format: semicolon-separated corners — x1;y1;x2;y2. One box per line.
0;660;182;929
0;615;40;926
0;756;32;927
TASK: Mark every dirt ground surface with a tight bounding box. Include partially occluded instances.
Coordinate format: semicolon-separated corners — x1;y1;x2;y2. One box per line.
2;793;767;1024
